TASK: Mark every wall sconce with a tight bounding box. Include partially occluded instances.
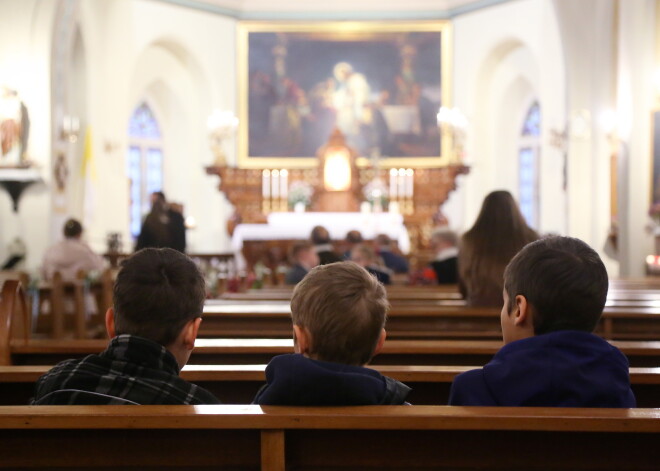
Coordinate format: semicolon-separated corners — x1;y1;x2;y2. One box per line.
437;106;468;162
207;109;238;167
61;115;80;143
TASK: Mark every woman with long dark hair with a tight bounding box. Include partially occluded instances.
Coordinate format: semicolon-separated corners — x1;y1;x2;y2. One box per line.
459;190;539;306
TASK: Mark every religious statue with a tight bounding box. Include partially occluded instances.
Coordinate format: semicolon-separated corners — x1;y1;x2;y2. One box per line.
0;86;30;166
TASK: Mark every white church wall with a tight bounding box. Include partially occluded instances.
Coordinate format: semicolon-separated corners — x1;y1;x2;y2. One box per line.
0;0;57;272
76;0;237;255
452;0;566;238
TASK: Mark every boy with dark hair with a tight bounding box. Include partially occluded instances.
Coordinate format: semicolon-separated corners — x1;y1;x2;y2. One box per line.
32;248;220;405
254;262;410;405
449;236;635;407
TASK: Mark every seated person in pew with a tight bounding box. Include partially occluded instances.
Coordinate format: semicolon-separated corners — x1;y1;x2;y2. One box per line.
285;241;320;285
41;218;106;280
449;236;636;407
351;244;392;285
375;234;409;274
31;248;221;405
428;228;459;284
254;262;411;405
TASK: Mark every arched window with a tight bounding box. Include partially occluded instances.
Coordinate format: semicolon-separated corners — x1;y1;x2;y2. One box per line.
519;101;540;228
127;102;163;238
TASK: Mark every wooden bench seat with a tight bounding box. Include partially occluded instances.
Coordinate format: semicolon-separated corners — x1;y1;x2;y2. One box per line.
0;405;658;470
1;364;658;407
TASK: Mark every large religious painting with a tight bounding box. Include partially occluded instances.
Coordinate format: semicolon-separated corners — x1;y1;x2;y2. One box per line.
238;21;452;169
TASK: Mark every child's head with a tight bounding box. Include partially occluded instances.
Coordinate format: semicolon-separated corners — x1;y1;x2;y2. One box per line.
290;261;389;365
502;236;608;344
290;241;319;269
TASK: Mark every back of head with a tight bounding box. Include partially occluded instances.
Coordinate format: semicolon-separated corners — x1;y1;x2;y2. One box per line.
345;230;363;245
311;225;331;245
375;234;391;248
504;236;608;334
291;262;389;365
63;218;83;239
113;248;205;346
461;190;539;292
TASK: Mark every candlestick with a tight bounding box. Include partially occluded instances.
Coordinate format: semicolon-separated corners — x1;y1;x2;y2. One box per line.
398;168;406;200
405;168;414;198
271;169;280;199
262;169;270;198
280;169;288;201
389;168;398;201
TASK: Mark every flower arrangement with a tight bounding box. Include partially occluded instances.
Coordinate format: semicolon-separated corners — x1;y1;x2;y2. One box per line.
362;178;389;207
287;180;314;207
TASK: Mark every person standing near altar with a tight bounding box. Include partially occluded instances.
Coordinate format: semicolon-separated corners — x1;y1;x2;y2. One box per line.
136;192;186;253
311;226;342;265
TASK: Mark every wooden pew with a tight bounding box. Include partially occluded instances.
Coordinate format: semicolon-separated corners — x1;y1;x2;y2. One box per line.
1;364;658;407
0;405;657;470
200;301;660;340
8;338;660;367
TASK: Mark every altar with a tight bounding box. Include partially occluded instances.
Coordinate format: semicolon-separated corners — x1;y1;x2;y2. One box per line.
232;211;410;271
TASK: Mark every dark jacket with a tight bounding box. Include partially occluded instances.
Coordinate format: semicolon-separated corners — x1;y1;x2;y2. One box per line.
448;330;636;408
378;250;409;274
285;264;308;285
430;257;458;284
253;354;411;405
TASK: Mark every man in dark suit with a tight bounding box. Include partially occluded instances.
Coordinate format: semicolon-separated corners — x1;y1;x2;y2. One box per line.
311;225;342;265
429;228;459;284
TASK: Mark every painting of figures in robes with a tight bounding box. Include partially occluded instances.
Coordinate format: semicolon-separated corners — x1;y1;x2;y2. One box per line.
238;22;451;168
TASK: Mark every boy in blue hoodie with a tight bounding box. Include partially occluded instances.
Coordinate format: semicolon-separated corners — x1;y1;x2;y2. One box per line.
254;262;411;405
449;236;636;407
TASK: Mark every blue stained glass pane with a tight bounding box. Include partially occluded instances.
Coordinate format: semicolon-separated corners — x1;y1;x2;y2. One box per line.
519;147;536;227
522;102;541;137
128;103;161;139
128;147;142;237
146;148;163;194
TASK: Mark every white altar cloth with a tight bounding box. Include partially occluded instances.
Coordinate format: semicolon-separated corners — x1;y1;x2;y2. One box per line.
231;212;410;270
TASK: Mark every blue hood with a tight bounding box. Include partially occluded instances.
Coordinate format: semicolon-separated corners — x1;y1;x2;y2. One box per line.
450;331;636;407
253;354;411;405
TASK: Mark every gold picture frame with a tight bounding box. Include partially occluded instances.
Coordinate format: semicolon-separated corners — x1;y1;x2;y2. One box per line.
237;20;452;169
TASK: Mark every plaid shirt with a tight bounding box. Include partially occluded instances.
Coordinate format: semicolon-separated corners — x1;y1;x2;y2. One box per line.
31;335;221;405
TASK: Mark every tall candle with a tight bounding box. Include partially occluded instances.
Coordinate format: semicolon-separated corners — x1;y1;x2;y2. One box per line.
280;169;288;200
389;168;398;201
262;169;270;198
398;168;406;200
271;169;280;199
406;169;414;198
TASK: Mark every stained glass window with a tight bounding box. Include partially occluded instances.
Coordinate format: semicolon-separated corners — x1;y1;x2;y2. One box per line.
519;102;540;227
128;103;161;139
127;103;163;238
521;102;540;137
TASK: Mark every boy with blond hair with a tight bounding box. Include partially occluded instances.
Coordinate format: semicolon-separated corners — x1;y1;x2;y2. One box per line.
254;262;410;405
